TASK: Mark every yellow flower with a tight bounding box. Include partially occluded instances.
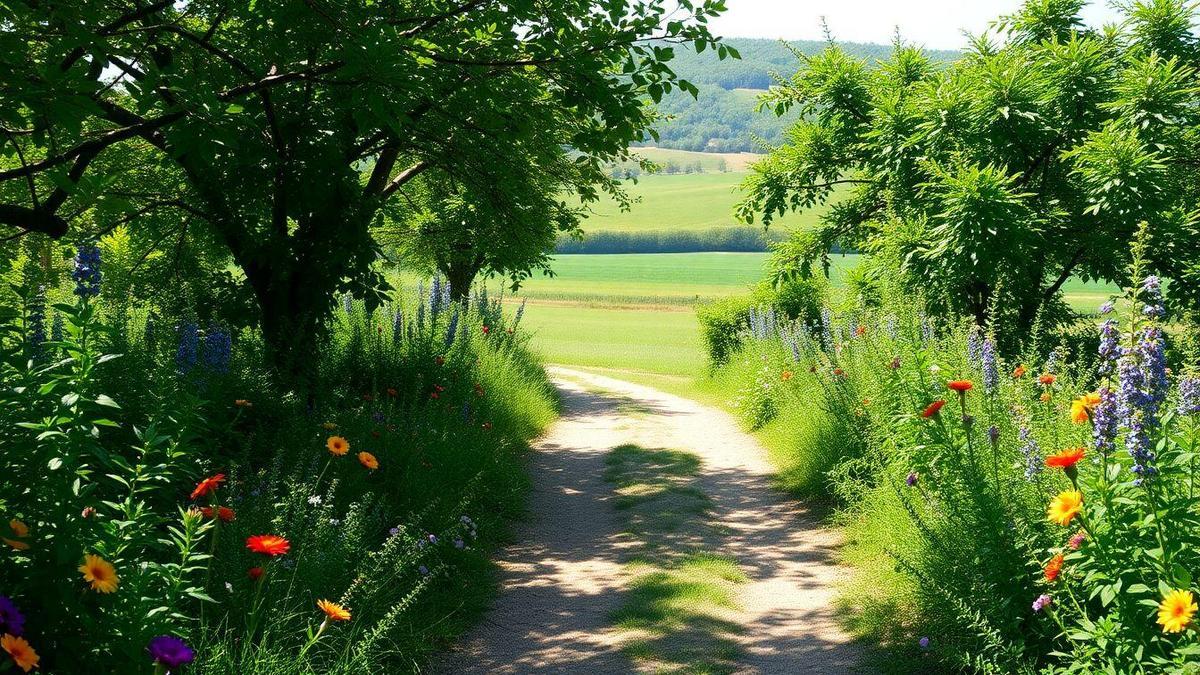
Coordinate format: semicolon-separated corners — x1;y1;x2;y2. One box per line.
1158;589;1198;633
79;554;119;593
326;436;349;456
1070;392;1102;424
9;520;27;538
317;599;352;622
1;634;39;672
1047;490;1083;526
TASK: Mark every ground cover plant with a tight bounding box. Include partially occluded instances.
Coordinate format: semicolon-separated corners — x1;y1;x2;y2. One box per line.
0;245;555;673
712;244;1200;671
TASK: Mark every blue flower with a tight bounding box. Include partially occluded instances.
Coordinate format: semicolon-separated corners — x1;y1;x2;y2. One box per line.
981;338;998;394
175;322;199;374
1179;377;1200;416
72;243;102;297
1019;428;1042;480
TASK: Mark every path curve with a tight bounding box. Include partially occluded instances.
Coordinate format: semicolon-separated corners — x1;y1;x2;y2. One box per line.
441;367;863;673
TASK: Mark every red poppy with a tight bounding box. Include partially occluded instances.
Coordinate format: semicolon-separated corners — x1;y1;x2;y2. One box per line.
947;380;973;392
922;400;946;418
1044;447;1086;470
246;534;291;556
190;473;226;500
1044;553;1064;582
247;566;265;581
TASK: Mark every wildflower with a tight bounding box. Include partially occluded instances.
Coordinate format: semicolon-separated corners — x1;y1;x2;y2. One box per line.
201;506;236;522
389;527;400;537
202;324;232;374
947;380;973;393
327;436;349;456
1044;447;1085;470
81;506;96;519
854;325;866;337
1179;377;1200;416
235;399;253;408
1040;391;1052;403
317;599;352;622
889;356;901;370
967;327;982;366
987;426;1000;444
147;635;195;670
781;371;793;381
833;368;845;377
419;565;430;576
454;537;465;549
190;473;226;500
1158;589;1198;633
1038;373;1056;386
176;322;199;374
961;414;974;427
428;534;438;544
1047;491;1083;526
0;597;25;636
1099;300;1115;315
1068;531;1086;550
387;387;398;398
905;472;918;487
358;452;379;470
1012;364;1027;378
246;534;291;556
922;400;945;418
8;521;26;538
3;539;28;551
1044;553;1064;582
1032;594;1052;613
79;554;119;593
247;567;265;581
918;636;930;651
308;495;323;506
482;325;490;335
322;422;338;430
1;634;39;672
72;243;103;298
928;364;941;374
1098;320;1119;377
1070;392;1101;424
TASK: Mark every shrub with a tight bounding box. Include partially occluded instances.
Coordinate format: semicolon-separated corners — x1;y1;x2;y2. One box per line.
696;277;827;367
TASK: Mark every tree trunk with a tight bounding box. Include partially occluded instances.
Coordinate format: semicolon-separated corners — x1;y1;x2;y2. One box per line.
444;255;484;302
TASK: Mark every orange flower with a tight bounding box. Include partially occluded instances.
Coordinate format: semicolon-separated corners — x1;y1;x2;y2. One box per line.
326;436;349;456
1;634;39;672
190;473;225;500
947;380;973;392
246;534;290;556
317;599;352;622
387;387;398;398
201;506;236;522
1038;373;1057;386
854;325;866;337
9;520;28;538
1044;447;1086;470
2;539;28;551
247;566;265;581
1044;553;1064;582
1040;391;1052;403
922;400;946;418
79;554;119;593
358;452;379;470
1012;364;1027;378
781;371;794;381
833;368;845;377
235;399;253;408
1070;392;1102;424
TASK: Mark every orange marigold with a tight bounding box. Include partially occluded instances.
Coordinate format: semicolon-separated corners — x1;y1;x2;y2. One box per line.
1;634;39;672
1012;364;1027;378
1044;553;1065;582
1038;373;1057;386
79;554;119;593
317;599;352;622
781;371;794;381
246;534;291;556
326;436;349;456
1044;447;1086;470
1047;491;1083;526
358;452;379;470
947;379;973;392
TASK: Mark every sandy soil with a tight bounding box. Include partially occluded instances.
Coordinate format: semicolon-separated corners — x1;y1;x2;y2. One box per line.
440;367;864;674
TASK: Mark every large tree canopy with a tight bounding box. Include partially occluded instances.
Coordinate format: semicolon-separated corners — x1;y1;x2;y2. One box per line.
739;0;1200;340
0;0;728;370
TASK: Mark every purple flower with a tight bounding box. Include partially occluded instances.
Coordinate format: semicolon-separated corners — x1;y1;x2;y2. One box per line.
176;322;199;374
1180;377;1200;416
0;596;25;637
981;338;998;394
372;411;386;424
1032;594;1052;613
201;324;232;374
1118;318;1168;480
1141;276;1165;319
987;425;1000;444
72;243;102;298
1097;320;1120;377
1019;428;1042;480
967;327;982;367
147;635;195;669
454;537;465;549
388;527;400;537
427;534;438;544
906;472;918;487
918;636;930;651
1099;300;1115;315
418;565;430;576
1092;387;1118;457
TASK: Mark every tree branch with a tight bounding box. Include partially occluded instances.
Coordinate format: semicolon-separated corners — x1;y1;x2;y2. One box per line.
380;161;431;198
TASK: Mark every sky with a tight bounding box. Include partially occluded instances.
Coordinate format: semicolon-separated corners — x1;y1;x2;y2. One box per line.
709;1;1127;49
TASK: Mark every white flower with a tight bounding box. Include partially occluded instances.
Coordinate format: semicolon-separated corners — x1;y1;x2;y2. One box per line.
929;364;942;374
225;582;234;593
307;494;323;506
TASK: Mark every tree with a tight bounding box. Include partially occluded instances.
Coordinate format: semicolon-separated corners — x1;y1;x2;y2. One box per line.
0;0;728;372
739;0;1200;344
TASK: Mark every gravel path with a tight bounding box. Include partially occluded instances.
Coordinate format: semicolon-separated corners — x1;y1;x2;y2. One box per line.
441;367;864;674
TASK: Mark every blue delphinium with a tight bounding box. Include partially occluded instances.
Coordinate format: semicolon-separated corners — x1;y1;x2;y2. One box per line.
1097;319;1119;377
26;286;46;353
1141;276;1165;319
1019;427;1042;480
1179;377;1200;416
72;243;102;297
430;277;442;319
176;322;199;374
393;308;404;344
1098;300;1115;315
342;292;353;314
50;310;63;343
202;324;232;374
967;327;982;367
820;307;834;352
444;309;459;347
981;337;998;394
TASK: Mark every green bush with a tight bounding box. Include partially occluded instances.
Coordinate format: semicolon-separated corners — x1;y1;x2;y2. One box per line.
696;276;826;367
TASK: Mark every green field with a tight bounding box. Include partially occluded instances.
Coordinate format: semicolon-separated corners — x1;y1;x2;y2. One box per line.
512;252;1122;382
583;173;836;233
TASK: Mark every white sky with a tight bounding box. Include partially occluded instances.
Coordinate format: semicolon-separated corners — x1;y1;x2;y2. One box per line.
710;0;1127;49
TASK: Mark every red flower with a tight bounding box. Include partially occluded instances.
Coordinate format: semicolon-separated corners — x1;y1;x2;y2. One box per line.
922;400;946;418
247;566;265;581
190;473;225;500
833;368;845;377
246;534;291;556
200;506;235;522
1044;447;1086;470
482;325;490;334
387;387;398;398
1038;373;1057;386
947;380;973;392
1044;553;1064;582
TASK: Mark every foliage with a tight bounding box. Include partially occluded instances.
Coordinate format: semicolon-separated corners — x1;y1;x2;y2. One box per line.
0;0;729;368
695;277;826;367
555;226;789;254
740;0;1200;348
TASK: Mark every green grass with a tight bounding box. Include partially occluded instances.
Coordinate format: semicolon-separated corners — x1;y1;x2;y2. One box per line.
517;252;768;304
583;173;838;232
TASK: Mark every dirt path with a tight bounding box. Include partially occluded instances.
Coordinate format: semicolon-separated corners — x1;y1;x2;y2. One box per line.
442;367;863;673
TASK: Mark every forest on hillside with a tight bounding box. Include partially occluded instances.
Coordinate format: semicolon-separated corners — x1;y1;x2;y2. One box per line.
644;37;960;152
